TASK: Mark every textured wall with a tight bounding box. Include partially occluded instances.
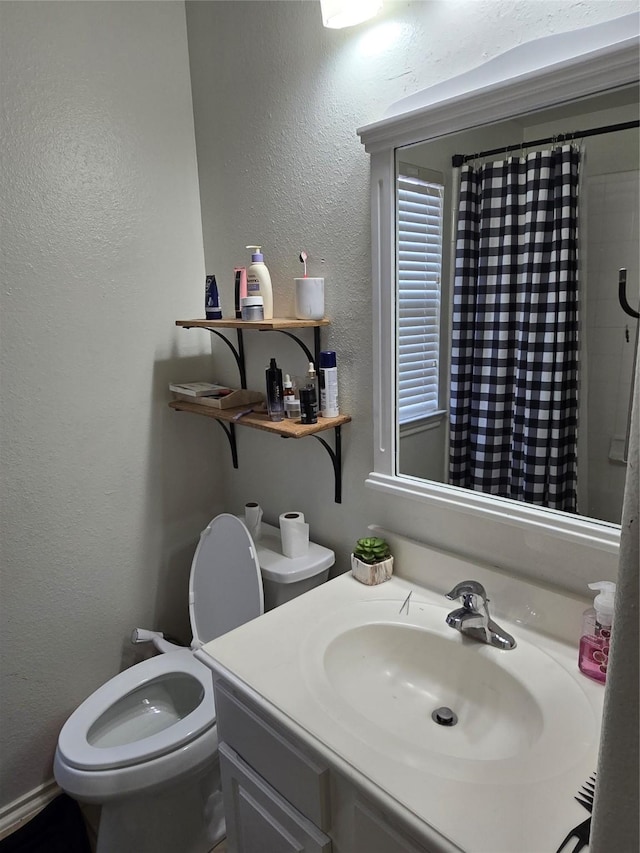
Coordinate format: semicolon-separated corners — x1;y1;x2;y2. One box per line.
186;8;637;847
0;1;223;809
186;0;635;585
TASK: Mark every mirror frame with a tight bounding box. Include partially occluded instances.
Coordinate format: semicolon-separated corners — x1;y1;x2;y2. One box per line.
358;14;639;555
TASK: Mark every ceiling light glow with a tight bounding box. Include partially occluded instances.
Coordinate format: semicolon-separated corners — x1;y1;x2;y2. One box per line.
321;0;383;29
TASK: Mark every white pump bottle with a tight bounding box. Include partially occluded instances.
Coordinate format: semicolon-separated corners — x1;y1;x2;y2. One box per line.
246;245;273;320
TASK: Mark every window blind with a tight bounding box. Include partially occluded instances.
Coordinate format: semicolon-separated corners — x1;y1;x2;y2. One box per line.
397;167;444;425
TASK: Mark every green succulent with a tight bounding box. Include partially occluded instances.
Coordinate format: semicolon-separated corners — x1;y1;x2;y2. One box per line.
353;537;391;564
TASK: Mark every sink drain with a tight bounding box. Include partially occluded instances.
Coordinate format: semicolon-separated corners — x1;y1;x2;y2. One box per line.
432;706;458;726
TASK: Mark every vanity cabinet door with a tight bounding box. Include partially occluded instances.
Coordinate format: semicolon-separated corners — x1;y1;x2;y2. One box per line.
220;743;332;853
354;800;433;853
215;679;331;830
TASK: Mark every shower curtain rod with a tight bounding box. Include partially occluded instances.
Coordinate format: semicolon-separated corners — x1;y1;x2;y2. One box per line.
451;119;639;166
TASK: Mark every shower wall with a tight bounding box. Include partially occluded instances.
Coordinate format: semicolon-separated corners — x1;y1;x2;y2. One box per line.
585;169;639;523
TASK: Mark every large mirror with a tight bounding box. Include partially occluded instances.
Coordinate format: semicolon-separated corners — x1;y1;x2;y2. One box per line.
359;14;639;552
396;87;639;526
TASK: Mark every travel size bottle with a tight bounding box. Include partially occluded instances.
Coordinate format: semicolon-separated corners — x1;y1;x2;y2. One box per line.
299;388;317;424
305;362;319;420
283;374;301;419
578;581;616;684
265;358;284;422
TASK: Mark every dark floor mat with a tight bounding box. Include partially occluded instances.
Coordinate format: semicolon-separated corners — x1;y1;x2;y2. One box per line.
0;794;91;853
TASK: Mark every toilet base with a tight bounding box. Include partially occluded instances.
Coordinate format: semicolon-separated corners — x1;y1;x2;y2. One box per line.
95;757;224;853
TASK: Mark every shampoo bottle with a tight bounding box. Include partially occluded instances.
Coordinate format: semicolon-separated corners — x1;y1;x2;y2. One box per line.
246;246;273;320
578;581;616;684
265;358;284;422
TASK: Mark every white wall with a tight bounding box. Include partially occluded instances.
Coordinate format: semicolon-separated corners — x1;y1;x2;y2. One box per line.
0;1;223;810
186;0;635;591
585;169;639;521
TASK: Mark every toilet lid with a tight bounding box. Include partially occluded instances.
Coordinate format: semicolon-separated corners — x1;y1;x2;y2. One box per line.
189;513;263;647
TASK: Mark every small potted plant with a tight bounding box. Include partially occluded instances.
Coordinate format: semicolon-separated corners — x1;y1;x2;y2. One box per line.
351;536;394;585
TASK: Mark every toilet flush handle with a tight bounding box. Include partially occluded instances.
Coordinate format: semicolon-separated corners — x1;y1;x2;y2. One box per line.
131;628;164;644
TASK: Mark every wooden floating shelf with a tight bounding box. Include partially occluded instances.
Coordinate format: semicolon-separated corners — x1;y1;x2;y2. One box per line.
176;318;330;331
172;316;349;502
169;399;350;438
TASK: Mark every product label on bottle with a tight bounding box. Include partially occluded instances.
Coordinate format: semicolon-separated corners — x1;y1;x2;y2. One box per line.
578;624;611;683
247;275;260;293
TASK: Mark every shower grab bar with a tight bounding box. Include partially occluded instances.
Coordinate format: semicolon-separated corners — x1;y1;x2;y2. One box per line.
619;268;639;319
617;268;639;465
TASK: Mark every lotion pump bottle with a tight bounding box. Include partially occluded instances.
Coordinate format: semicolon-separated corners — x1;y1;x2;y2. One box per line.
578;581;616;684
246;246;273;320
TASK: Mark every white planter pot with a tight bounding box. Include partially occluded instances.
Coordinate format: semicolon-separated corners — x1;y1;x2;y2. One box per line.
350;554;394;586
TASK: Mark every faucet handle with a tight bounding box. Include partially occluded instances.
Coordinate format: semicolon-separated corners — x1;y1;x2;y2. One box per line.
445;580;488;609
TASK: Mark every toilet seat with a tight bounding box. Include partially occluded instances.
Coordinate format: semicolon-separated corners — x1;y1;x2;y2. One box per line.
57;514;264;774
57;651;214;771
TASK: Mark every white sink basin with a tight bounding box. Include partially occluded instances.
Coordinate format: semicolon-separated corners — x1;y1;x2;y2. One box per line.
302;597;598;783
323;621;542;761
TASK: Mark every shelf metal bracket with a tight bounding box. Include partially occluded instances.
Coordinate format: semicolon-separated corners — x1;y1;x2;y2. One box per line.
215;421;238;468
619;268;639;319
308;425;343;503
205;328;248;388
184;324;321;387
261;327;321;367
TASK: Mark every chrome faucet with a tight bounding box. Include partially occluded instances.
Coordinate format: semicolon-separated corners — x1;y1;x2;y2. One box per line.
445;580;516;650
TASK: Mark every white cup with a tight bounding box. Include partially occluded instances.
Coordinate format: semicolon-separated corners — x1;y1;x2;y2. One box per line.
295;278;324;320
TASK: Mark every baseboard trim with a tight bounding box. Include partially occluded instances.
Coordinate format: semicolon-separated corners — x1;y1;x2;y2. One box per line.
0;779;61;839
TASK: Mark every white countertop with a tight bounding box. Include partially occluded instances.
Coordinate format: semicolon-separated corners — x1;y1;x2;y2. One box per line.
198;540;604;853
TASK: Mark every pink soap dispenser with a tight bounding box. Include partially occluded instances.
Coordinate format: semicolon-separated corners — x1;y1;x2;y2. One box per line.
578;581;616;684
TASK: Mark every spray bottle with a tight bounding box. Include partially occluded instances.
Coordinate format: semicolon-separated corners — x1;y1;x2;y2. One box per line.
265;358;284;422
578;581;616;684
319;350;339;418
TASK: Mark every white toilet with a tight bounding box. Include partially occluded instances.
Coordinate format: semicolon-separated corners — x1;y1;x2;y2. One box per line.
54;513;333;853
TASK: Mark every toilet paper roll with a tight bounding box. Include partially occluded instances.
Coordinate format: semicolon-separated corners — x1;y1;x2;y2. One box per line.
244;502;263;541
279;511;309;559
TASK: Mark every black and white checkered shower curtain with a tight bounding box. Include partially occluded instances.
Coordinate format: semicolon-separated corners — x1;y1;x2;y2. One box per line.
449;144;580;512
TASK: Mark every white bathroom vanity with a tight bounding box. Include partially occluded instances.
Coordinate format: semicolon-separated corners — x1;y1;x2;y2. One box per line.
197;532;604;853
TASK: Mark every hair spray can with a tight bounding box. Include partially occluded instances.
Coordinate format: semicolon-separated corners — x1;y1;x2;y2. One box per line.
319;351;339;418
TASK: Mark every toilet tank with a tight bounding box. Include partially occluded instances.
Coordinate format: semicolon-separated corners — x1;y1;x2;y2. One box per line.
252;521;335;611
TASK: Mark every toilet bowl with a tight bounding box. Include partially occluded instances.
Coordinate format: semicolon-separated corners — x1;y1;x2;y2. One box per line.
53;513;334;853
